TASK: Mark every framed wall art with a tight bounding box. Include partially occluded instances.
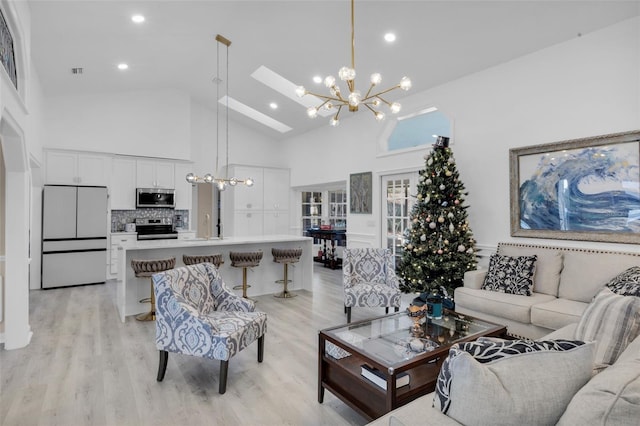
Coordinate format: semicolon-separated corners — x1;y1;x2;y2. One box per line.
510;130;640;244
350;171;372;214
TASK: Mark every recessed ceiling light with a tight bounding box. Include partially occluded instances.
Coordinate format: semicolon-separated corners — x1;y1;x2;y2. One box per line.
313;75;322;84
269;102;278;110
384;33;396;43
117;63;129;70
131;14;145;24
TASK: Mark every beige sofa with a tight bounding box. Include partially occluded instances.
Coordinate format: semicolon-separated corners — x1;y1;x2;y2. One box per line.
454;242;640;339
367;324;640;426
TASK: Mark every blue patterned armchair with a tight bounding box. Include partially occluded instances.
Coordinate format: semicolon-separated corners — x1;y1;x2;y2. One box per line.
153;262;267;394
343;248;402;323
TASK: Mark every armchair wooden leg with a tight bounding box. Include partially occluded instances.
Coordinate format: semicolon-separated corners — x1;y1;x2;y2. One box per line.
385;307;389;314
258;335;265;363
219;360;229;394
346;306;351;323
157;350;169;382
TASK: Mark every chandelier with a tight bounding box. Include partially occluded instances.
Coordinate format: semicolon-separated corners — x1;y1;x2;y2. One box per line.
295;0;411;126
186;34;254;190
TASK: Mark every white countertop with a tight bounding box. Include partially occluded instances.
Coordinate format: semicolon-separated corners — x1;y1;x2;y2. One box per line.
118;234;312;251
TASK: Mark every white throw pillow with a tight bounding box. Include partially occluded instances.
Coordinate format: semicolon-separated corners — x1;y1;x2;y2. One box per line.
575;287;640;369
433;339;595;426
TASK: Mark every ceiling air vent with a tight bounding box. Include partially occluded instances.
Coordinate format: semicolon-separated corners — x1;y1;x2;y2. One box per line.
71;67;83;75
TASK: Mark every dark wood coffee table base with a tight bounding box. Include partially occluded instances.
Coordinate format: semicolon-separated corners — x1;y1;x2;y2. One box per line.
318;312;507;421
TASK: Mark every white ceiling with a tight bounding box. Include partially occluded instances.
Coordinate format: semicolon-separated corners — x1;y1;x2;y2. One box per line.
28;1;640;140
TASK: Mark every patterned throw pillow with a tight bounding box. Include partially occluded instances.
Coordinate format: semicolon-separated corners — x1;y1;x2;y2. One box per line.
606;266;640;296
481;254;537;296
433;339;594;426
575;287;640;369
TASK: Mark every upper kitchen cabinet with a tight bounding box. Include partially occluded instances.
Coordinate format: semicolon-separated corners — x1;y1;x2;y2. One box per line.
263;167;290;211
45;150;111;186
174;162;194;210
136;159;175;189
110;158;137;210
222;165;290;237
227;165;264;211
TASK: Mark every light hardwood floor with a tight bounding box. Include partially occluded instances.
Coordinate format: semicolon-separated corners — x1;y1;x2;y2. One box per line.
1;266;414;426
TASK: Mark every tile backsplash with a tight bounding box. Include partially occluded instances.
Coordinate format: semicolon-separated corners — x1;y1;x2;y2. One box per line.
111;209;189;232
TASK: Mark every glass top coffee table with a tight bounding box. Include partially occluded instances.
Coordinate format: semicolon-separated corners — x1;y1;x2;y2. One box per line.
318;309;507;421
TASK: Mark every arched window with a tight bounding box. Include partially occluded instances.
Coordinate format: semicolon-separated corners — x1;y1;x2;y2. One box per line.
380;107;452;154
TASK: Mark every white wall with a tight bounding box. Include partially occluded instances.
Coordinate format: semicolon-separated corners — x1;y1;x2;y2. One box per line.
189;99;285;176
284;16;640;251
43;89;191;160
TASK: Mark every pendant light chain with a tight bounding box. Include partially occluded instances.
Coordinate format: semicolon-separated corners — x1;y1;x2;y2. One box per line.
215;41;220;176
225;41;230;180
184;34;254;188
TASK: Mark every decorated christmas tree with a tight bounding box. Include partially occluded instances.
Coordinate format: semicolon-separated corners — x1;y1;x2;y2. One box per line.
397;136;478;297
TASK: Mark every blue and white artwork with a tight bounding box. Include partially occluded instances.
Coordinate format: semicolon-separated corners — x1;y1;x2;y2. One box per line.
519;142;640;232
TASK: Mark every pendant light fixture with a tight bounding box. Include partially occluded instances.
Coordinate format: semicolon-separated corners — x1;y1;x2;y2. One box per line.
295;0;411;127
185;34;254;190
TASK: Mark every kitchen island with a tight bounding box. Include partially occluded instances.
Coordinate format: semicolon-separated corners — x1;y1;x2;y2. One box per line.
115;235;313;322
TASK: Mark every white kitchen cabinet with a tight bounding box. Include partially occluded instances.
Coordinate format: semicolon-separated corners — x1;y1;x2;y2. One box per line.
232;211;264;237
109;233;137;277
264;211;290;235
263;168;290;211
221;165;290;237
45;150;111;186
136;159;175;189
227;165;264;210
174;162;194;210
110;158;137;210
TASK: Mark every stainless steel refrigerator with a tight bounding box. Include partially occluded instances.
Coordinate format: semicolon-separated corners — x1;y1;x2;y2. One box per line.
41;185;108;289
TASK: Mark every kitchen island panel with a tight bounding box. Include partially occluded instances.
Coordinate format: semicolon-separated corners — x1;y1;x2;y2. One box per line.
116;235;313;322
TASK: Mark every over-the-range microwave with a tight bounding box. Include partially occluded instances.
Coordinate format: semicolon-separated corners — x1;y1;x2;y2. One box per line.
136;188;175;208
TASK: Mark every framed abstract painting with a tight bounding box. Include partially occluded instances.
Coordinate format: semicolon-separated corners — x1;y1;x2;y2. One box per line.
510;130;640;244
350;171;372;214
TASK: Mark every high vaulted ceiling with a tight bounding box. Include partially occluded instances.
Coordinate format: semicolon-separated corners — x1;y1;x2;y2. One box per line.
28;1;640;140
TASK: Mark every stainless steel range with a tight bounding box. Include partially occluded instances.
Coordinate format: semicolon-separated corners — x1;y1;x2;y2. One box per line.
135;218;178;240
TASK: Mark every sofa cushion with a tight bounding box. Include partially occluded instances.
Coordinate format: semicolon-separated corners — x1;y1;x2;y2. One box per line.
531;298;587;330
481;254;537;296
455;287;555;324
558;251;640;303
557;356;640;425
498;244;563;296
433;339;595;426
606;266;640;296
575;287;640;369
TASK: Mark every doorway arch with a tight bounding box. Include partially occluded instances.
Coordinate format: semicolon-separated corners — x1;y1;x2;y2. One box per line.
0;109;31;349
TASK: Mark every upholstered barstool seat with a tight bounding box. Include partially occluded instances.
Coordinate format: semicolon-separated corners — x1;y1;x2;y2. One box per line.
272;247;302;299
229;250;263;300
183;253;224;269
131;257;176;321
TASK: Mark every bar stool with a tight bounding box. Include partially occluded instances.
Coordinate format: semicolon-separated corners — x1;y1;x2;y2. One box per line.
131;257;176;321
229;250;263;300
272;247;302;298
183;253;224;268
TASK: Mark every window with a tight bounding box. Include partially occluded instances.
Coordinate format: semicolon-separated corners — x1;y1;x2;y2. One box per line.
329;190;347;230
383;173;418;267
301;191;322;232
379;107;452;154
